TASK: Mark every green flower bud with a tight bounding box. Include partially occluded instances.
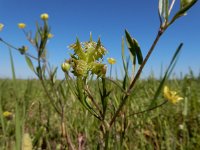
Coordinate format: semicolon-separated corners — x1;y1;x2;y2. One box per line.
61;62;71;72
19;46;28;55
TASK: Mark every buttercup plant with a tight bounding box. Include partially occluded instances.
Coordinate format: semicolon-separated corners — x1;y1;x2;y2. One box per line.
0;0;198;149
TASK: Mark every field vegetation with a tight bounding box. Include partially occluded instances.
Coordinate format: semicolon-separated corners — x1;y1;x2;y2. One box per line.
0;0;199;149
0;73;200;149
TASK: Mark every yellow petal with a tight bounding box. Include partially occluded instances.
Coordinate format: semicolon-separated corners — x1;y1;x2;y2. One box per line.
163;86;183;104
18;23;26;29
107;58;116;65
0;23;4;31
47;33;53;38
40;13;49;20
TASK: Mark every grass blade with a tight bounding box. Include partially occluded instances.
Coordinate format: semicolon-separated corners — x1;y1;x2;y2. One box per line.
9;47;16;80
149;43;183;107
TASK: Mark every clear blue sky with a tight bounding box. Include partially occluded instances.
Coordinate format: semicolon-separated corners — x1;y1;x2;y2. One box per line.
0;0;199;79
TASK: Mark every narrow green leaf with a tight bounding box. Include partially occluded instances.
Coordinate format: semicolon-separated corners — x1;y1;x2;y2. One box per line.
121;37;128;90
169;0;197;25
0;89;6;136
125;29;143;65
9;48;16;80
159;0;164;17
34;31;39;48
149;43;183;108
15;103;22;150
25;56;35;72
121;37;127;71
159;0;169;21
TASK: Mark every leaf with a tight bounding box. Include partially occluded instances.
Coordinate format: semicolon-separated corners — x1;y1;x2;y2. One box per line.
9;48;16;80
121;37;128;90
159;0;169;21
125;29;143;65
25;56;35;73
149;43;183;108
169;0;197;25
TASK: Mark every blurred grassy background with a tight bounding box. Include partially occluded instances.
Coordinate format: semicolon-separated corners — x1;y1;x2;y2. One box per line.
0;72;200;149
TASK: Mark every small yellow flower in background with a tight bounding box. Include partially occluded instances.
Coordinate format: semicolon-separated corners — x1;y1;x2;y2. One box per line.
3;111;13;120
0;23;4;31
40;13;49;20
22;133;32;150
163;86;183;104
47;33;53;38
107;58;116;65
18;23;26;29
61;62;71;72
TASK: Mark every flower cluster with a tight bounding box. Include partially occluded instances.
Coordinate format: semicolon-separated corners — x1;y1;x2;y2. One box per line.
62;37;107;77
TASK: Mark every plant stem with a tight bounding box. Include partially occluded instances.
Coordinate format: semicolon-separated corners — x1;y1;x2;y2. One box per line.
127;100;168;117
109;28;165;127
84;86;103;119
61;113;75;150
0;38;39;61
104;130;110;150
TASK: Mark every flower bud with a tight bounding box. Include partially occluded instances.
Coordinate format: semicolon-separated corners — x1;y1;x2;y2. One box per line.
61;62;71;72
19;46;28;55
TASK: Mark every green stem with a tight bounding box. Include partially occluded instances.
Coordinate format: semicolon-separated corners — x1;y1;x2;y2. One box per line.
109;28;165;127
0;38;39;61
127;100;168;117
104;130;110;150
109;64;112;78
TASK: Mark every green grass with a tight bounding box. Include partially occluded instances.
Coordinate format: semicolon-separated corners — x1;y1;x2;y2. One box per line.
0;74;200;150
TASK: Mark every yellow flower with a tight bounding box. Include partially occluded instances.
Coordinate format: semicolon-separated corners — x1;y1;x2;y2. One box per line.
107;58;116;65
0;23;4;31
3;111;13;120
61;62;71;72
18;23;26;29
40;13;49;20
163;86;183;104
47;33;53;38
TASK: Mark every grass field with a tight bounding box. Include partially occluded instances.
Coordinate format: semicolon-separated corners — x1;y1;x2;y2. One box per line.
0;72;200;150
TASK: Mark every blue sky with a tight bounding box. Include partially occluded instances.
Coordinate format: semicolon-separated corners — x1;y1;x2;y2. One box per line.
0;0;199;79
